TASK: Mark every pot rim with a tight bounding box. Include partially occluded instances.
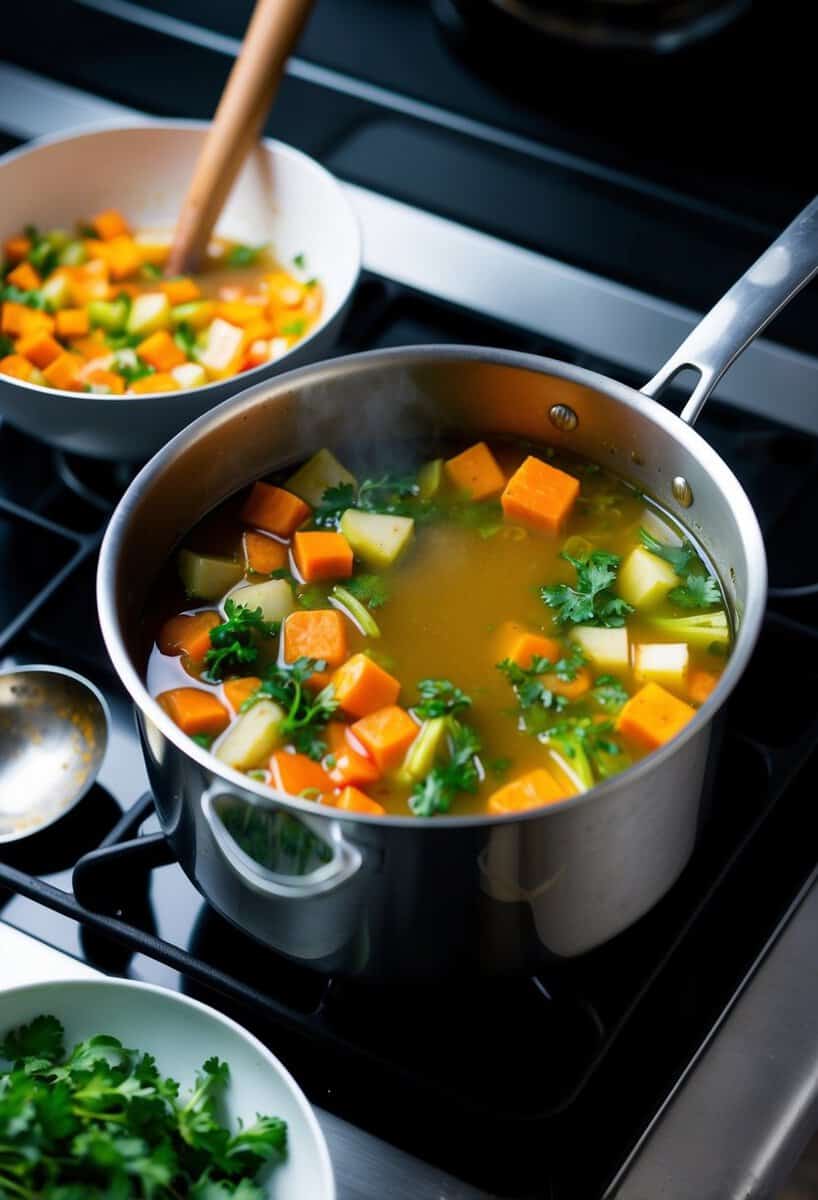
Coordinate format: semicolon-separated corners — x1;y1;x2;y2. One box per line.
0;117;362;405
97;343;767;829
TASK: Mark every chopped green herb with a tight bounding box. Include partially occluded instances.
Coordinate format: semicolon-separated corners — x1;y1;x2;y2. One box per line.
343;573;390;609
545;716;629;787
497;656;569;733
203;598;279;681
297;583;329;609
0;282;50;310
414;679;472;720
27;237;58;276
331;585;381;637
112;349;154;384
489;757;513;778
305;277;318;288
0;333;14;357
410;718;481;817
668;573;721;609
590;675;629;712
227;243;266;267
313;482;357;528
280;318;306;337
639;527;697;575
0;1015;287;1197
252;657;337;760
541;551;633;628
191;732;215;749
105;331;142;350
173;321;197;357
292;252;307;269
140;261;163;280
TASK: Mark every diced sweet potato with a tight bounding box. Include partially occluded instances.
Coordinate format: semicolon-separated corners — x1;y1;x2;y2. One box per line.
444;441;506;500
137;330;186;372
103;235;142;280
269;750;331;798
325;723;381;787
501;455;580;535
161;277;201;305
293;531;353;582
92;208;131;241
240;481;311;538
129;373;179;393
332;653;401;717
15;331;62;369
487;768;569;814
55;308;90;339
67;259;109;305
283;609;348;667
242;530;288;575
495;621;561;669
158;687;230;737
333;786;386;815
0;354;36;382
42;351;83;391
350;706;418;771
217;300;267;327
6;261;41;291
688;669;719;706
158;610;221;660
71;332;108;360
223;675;263;713
616;682;695;750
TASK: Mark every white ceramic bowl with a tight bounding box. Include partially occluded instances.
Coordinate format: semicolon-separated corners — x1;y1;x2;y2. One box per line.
0;121;360;460
0;978;335;1199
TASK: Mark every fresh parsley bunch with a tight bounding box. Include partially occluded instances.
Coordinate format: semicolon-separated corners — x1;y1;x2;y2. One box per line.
250;657;338;760
204;600;280;682
0;1014;287;1198
540;551;633;628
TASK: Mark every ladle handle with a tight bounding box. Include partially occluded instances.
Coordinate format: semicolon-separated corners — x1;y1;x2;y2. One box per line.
641;195;818;425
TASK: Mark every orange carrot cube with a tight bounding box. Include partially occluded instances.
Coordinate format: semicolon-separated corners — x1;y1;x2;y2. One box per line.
83;368;125;395
42;352;83;391
19;308;56;337
223;675;263;713
487;768;570;814
283;609;348;668
128;373;179;393
68;259;109;305
103;235;142;280
242;530;288;575
495;621;561;670
350;706;418;771
501;455;580;535
91;208;131;241
325;723;381;787
160;277;201;305
217;300;267;327
240;481;311;538
0;354;36;382
616;682;695;750
332;653;400;717
71;332;108;360
137;330;186;372
293;531;353;582
333;786;386;815
2;302;31;337
158;611;221;660
158;687;230;737
688;669;719;706
6;261;42;291
269;750;331;798
15;331;62;369
55;308;90;339
3;236;31;264
444;441;506;500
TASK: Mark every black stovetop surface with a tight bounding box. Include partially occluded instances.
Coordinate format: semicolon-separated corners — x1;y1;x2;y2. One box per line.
1;266;818;1198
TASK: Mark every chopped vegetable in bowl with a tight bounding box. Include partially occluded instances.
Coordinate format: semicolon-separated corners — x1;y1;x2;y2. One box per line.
144;440;731;817
0;211;323;394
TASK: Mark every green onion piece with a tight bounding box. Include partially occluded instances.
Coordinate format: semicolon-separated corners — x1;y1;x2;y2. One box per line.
331;585;381;637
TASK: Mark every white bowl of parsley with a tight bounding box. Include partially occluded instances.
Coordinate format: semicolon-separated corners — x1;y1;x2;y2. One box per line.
0;978;335;1199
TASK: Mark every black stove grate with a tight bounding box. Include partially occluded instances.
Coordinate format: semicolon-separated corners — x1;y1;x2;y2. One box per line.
2;269;818;1199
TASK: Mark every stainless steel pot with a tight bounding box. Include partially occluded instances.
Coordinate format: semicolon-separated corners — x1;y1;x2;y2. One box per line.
97;199;817;978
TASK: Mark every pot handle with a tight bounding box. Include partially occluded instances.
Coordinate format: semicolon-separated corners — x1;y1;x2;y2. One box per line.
641;195;818;426
201;791;361;900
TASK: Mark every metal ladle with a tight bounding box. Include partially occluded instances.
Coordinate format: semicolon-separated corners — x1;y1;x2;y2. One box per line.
0;666;109;843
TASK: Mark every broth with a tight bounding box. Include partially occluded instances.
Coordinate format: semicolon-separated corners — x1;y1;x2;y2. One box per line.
144;440;731;818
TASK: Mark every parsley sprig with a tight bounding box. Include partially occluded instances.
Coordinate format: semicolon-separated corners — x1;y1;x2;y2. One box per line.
639;527;697;575
203;599;279;681
313;472;421;528
668;574;721;609
540;551;633;628
545;716;628;788
414;678;472;720
0;1014;287;1198
251;657;338;759
589;675;629;711
497;656;570;733
343;573;390;609
409;718;481;817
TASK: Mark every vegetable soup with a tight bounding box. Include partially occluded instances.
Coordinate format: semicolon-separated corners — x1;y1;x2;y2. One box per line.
0;210;322;394
144;441;731;817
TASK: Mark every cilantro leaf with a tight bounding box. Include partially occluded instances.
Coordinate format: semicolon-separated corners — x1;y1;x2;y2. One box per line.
204;599;279;681
414;679;472;720
668;573;721;609
639;527;697;575
497;657;569;734
0;282;51;310
545;716;629;787
227;243;266;267
590;675;629;711
343;574;389;609
409;718;481;816
541;551;633;628
253;658;337;760
312;482;357;528
174;321;197;357
292;252;307;270
1;1014;64;1063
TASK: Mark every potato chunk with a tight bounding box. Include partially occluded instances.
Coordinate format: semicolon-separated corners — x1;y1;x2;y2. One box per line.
618;546;677;609
285;449;357;507
340;509;414;569
572;626;629;672
215;699;285;770
178;550;243;600
633;643;689;691
227;578;296;623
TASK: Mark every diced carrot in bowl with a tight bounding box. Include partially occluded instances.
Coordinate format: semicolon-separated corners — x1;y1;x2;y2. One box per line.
42;352;83;391
15;332;62;369
495;621;561;669
91;208;131;241
129;373;179;394
332;653;401;717
223;675;262;713
138;330;187;372
501;455;580;535
6;261;41;291
0;354;37;382
242;530;288;575
487;768;570;814
240;481;311;538
616;682;695;750
444;441;506;500
325;723;381;787
161;278;201;305
158;687;230;737
269;750;332;798
333;786;386;815
55;309;90;339
158;610;221;660
350;706;418;771
104;236;143;280
293;531;353;582
283;609;348;668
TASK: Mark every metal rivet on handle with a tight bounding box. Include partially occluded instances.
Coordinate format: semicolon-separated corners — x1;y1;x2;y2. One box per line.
549;404;578;432
672;475;693;507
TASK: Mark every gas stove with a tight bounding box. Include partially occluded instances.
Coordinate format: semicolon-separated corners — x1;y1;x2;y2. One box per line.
1;4;818;1198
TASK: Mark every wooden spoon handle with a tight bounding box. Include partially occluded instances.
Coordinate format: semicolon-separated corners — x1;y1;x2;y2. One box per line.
167;0;313;276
